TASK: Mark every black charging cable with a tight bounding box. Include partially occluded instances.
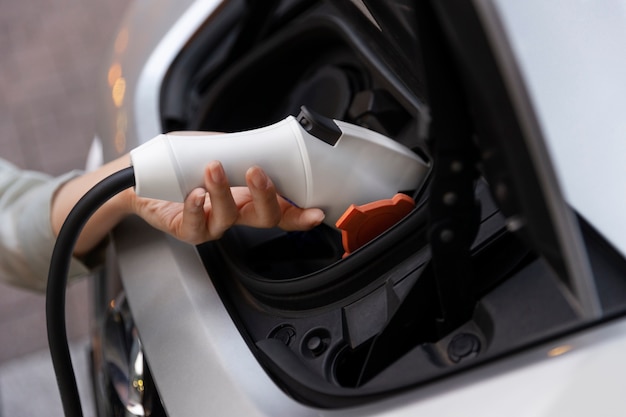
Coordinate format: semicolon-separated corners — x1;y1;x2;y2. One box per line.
46;166;136;417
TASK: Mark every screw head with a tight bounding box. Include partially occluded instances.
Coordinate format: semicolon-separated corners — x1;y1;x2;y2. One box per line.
307;336;324;354
448;333;481;363
270;325;296;346
302;328;331;358
440;229;454;243
442;192;457;206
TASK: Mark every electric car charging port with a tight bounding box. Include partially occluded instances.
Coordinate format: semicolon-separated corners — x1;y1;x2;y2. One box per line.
159;0;565;409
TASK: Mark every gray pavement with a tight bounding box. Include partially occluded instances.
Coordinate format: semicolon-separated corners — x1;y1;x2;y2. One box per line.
0;0;128;415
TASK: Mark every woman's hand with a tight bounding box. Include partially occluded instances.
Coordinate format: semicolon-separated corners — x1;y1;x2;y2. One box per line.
131;161;325;245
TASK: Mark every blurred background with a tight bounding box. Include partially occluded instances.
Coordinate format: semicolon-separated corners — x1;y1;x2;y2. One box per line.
0;0;128;414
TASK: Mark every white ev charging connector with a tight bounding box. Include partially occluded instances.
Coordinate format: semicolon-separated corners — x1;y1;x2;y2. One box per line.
130;107;428;227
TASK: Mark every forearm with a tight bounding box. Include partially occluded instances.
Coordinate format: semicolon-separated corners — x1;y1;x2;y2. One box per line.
50;154;136;256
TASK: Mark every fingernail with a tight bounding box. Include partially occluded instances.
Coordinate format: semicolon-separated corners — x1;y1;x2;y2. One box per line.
210;162;225;184
308;209;325;225
194;190;206;207
251;167;269;190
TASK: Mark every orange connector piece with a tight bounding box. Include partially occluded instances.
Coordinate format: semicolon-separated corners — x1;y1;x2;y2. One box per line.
335;193;416;258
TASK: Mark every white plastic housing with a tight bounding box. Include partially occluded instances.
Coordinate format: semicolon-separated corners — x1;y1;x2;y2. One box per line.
130;116;429;227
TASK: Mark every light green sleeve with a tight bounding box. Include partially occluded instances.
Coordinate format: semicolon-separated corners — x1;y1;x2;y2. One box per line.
0;158;93;292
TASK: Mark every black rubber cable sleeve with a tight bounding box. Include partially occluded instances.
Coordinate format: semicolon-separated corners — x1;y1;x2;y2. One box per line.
46;166;136;417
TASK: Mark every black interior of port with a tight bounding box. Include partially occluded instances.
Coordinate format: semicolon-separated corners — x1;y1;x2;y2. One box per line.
191;25;371;132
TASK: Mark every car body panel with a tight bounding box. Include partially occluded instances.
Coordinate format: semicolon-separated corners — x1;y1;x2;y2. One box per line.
491;0;626;259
